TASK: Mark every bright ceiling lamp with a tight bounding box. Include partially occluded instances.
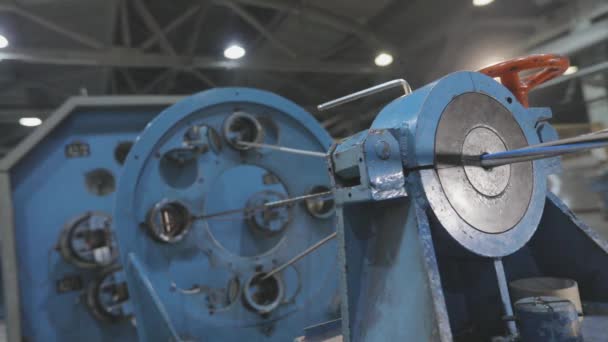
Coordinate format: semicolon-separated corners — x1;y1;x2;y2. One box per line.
473;0;495;6
374;52;393;67
19;117;42;127
0;34;8;49
224;44;246;60
564;65;578;75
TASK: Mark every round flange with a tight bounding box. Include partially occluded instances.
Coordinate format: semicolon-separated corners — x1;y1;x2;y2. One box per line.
223;111;264;150
145;200;192;243
85;267;132;323
242;272;285;314
58;212;117;268
246;190;291;236
205;165;292;257
422;91;542;257
462;127;510;197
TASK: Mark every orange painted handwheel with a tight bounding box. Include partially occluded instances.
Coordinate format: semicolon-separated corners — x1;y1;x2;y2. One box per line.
478;54;570;107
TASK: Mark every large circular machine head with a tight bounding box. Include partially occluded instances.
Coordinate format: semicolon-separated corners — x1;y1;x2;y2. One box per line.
428;91;536;257
407;70;558;258
113;88;337;340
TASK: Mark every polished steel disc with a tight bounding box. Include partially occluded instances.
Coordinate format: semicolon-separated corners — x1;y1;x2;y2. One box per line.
434;92;533;234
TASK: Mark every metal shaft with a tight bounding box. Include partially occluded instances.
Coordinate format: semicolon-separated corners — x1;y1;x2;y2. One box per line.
236;140;328;158
262;231;337;280
317;79;412;111
480;140;608;167
494;258;518;337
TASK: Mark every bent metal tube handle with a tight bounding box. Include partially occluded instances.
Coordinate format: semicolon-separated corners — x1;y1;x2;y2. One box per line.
317;79;412;111
479;54;570;107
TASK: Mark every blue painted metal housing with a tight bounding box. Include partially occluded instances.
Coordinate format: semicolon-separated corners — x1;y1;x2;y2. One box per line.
329;72;608;341
0;96;179;341
113;88;338;341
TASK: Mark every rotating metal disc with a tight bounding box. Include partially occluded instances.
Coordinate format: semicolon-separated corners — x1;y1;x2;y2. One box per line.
434;92;533;234
420;90;547;257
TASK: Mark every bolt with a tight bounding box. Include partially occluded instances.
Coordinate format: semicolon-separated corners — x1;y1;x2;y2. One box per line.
375;140;391;160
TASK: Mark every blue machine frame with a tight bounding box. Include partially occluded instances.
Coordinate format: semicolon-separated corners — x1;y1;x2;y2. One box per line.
0;96;181;342
113;88;339;341
326;72;608;341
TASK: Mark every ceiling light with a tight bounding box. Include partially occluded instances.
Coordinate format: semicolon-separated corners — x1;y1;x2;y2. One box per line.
0;35;8;49
473;0;495;6
0;34;8;49
374;53;393;67
224;44;246;60
19;117;42;127
564;65;578;75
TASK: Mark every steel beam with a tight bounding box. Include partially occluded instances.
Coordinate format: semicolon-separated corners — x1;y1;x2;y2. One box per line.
119;69;139;93
0;47;382;73
120;0;132;47
188;69;216;87
528;20;608;56
221;1;297;58
141;69;173;94
229;0;393;51
132;0;176;55
139;5;202;50
0;4;105;49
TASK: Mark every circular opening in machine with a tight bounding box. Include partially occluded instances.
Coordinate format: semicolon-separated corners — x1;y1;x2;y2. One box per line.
159;148;199;189
146;200;192;243
114;141;134;165
223;112;264;150
184;125;223;154
86;268;132;323
305;185;335;219
58;212;117;268
85;168;116;196
243;272;284;314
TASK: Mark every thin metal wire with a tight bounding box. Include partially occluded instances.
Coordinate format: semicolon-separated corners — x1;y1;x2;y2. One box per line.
194;191;334;221
235;141;328;158
262;231;337;280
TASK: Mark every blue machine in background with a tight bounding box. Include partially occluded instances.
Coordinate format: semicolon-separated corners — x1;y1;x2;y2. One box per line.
0;96;180;342
317;56;608;341
113;88;338;341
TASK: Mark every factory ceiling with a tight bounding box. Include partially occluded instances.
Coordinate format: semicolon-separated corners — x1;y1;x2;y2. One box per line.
0;0;606;155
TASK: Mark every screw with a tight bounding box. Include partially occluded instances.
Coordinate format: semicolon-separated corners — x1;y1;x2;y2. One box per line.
375;140;391;160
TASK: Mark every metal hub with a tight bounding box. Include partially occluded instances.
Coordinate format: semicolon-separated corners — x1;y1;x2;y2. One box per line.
462;126;510;197
243;272;284;314
205;165;292;257
434;92;533;234
246;190;291;236
85;267;132;323
58;212;117;268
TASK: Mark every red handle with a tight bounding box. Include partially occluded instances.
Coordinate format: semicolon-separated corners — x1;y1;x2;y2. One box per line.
478;54;570;107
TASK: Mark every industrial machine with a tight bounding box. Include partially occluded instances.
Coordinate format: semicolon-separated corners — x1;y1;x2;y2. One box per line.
0;96;180;342
309;54;608;341
112;88;338;341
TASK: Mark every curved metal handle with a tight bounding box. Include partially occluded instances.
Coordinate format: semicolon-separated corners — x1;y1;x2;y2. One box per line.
317;79;412;112
478;54;569;107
